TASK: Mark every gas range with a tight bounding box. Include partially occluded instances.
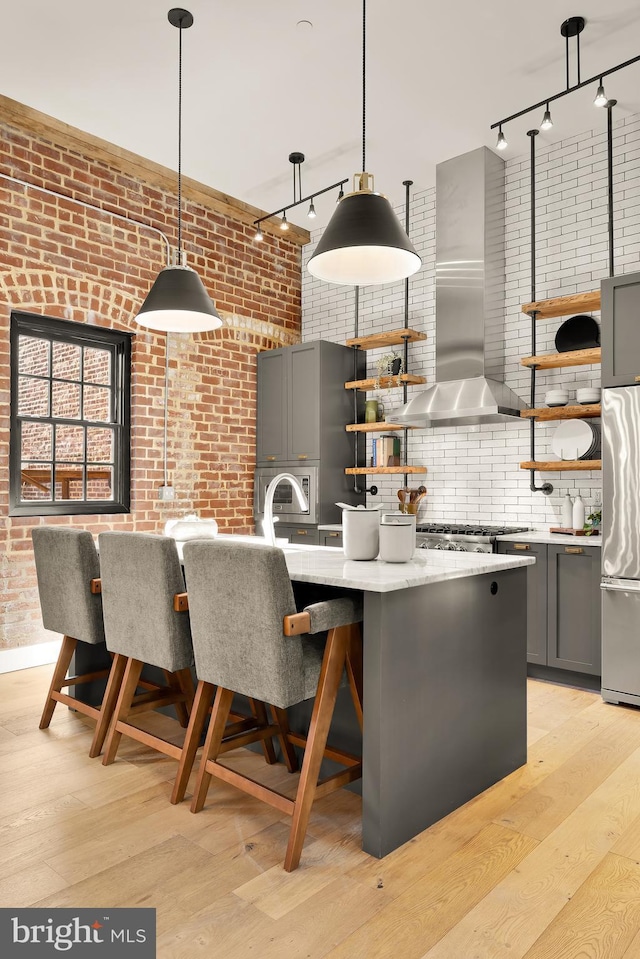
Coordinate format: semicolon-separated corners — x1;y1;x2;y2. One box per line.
416;523;530;553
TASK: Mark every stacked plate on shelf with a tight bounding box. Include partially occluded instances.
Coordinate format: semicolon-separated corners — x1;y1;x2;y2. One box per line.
551;420;600;461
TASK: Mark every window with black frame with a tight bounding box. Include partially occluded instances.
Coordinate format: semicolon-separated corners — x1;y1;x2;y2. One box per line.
10;311;132;516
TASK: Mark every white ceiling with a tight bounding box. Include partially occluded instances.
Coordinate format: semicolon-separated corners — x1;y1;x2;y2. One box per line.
5;1;640;228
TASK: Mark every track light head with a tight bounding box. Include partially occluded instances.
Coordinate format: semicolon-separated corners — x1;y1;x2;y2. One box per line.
496;125;508;151
254;225;263;242
541;104;553;131
280;212;289;231
594;80;608;107
308;199;317;219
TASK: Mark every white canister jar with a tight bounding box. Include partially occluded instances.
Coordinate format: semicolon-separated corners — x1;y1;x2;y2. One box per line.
378;512;416;563
342;508;380;561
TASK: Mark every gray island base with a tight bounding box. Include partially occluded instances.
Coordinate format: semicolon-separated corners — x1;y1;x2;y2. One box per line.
73;544;533;860
283;547;533;858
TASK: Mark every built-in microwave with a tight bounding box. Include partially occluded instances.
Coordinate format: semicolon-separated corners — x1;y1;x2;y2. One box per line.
254;466;318;526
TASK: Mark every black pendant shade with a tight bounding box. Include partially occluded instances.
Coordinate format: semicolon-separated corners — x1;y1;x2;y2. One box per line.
134;8;222;335
308;190;421;286
136;264;222;333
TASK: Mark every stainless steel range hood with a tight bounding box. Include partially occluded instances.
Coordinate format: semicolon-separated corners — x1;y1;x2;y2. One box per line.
392;147;526;428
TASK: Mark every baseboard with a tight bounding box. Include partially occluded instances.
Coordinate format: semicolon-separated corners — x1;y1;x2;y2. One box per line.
0;639;61;674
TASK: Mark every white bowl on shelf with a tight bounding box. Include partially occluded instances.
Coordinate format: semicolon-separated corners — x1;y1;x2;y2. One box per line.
545;390;569;407
575;387;601;405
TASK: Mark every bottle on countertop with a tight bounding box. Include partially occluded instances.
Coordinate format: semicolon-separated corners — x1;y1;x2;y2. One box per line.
562;493;573;529
572;494;585;531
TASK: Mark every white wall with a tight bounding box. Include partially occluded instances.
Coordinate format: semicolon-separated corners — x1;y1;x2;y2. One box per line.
302;111;640;529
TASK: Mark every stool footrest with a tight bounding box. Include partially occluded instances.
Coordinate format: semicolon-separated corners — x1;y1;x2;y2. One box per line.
50;690;101;720
206;760;295;816
218;723;281;754
114;721;183;762
286;732;361;768
59;668;111;688
315;764;362;801
129;690;187;716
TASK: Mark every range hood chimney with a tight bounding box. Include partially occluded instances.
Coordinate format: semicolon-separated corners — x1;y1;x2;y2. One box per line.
393;146;526;428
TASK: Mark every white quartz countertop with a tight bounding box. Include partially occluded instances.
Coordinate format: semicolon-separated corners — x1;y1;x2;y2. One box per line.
282;547;534;592
496;530;602;547
317;524;343;531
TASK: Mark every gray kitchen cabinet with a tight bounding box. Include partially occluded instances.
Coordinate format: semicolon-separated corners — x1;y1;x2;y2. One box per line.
289;343;320;461
547;543;601;675
497;539;601;675
321;530;343;548
275;525;320;546
497;541;547;665
257;340;364;467
601;271;640;388
256;348;287;463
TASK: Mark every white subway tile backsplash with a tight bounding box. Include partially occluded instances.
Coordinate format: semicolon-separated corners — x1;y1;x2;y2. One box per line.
301;113;640;529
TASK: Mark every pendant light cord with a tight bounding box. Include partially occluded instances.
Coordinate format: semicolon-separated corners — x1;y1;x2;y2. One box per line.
177;15;184;262
362;0;367;172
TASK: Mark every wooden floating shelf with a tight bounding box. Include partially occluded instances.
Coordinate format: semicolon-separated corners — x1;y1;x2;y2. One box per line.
345;466;427;475
521;347;601;369
344;374;427;391
520;404;601;421
345;422;419;433
345;328;427;350
521;290;600;319
520;460;602;472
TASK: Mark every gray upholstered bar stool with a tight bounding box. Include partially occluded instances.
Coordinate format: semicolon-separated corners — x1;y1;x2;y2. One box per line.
98;531;198;777
31;526;118;758
181;539;364;872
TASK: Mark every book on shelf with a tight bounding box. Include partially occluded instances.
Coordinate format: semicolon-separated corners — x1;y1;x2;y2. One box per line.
371;434;401;467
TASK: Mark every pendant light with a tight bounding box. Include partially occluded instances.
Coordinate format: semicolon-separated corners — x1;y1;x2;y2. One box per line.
135;8;222;334
308;0;421;286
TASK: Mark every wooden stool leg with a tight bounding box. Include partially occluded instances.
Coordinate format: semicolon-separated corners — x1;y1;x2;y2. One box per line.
271;705;299;773
39;636;77;729
284;626;349;872
171;680;215;805
163;669;190;728
190;687;234;814
345;624;364;732
88;653;127;758
102;658;143;766
250;699;277;765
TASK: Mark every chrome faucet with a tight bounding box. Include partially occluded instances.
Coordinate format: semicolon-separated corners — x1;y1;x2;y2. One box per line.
262;472;309;546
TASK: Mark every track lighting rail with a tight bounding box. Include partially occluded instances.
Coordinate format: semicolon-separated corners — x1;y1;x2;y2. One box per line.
253;178;349;234
490;51;640;131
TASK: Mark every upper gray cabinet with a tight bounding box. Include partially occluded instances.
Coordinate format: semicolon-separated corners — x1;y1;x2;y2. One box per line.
257;340;364;466
601;271;640;388
256;348;287;462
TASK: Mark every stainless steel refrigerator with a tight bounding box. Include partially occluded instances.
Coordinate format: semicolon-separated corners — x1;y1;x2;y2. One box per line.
601;384;640;705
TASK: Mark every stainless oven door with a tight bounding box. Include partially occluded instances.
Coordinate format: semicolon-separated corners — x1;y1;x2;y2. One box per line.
254;467;317;525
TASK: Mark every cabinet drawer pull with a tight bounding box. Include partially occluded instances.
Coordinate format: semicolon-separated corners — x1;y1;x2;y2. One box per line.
565;546;584;554
636;376;640;382
328;532;339;537
297;454;308;460
296;530;308;535
513;543;530;550
266;455;276;461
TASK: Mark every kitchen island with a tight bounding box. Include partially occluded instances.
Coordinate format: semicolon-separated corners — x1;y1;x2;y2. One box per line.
282;546;534;857
75;543;534;859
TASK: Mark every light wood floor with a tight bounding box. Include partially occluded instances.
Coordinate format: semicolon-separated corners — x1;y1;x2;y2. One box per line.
2;667;640;958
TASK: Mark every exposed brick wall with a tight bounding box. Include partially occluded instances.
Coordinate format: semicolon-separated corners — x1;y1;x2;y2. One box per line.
0;113;302;651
